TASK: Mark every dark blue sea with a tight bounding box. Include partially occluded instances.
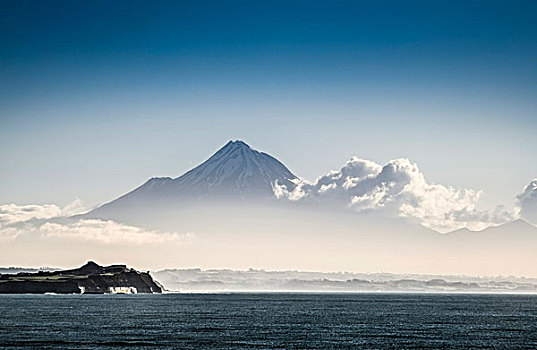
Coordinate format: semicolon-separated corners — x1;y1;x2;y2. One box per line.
1;293;536;349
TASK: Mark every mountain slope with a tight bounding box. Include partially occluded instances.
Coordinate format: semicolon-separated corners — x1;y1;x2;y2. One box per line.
88;140;298;221
445;219;537;239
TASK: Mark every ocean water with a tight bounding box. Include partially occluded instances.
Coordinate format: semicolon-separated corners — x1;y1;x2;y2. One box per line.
0;293;536;349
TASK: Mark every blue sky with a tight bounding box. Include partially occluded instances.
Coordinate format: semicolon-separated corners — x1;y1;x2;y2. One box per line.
1;0;536;210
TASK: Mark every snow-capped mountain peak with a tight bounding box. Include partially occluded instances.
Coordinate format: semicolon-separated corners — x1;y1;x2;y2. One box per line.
89;141;298;217
171;140;298;197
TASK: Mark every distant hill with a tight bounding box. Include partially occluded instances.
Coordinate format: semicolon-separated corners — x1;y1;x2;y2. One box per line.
0;267;55;275
152;267;537;293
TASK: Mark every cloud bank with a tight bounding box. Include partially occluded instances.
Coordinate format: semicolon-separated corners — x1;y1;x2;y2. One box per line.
39;219;193;245
1;171;534;240
518;179;537;225
0;201;192;245
275;157;524;233
0;199;86;226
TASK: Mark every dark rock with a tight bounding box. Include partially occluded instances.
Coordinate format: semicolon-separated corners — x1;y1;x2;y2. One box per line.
0;262;162;294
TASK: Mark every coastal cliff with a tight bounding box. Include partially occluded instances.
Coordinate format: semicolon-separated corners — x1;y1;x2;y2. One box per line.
0;261;162;294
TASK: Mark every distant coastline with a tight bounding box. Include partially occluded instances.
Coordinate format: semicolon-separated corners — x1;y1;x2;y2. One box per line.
3;264;536;294
153;268;537;294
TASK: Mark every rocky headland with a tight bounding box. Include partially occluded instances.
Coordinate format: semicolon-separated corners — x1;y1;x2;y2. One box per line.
0;261;162;294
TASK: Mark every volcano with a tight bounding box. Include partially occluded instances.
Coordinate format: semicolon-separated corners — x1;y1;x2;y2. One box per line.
87;140;298;223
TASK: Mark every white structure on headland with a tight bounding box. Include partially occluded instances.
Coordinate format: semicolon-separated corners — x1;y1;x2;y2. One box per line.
109;286;138;294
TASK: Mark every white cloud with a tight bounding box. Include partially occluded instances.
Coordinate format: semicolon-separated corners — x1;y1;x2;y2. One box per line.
274;157;382;203
0;199;86;242
0;226;20;243
0;199;87;226
39;219;193;245
0;200;192;245
274;157;519;233
518;179;537;225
